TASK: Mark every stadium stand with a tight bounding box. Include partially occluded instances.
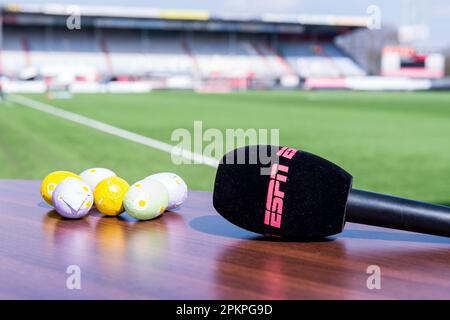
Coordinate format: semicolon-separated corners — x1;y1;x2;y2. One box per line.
0;3;371;90
2;28;365;81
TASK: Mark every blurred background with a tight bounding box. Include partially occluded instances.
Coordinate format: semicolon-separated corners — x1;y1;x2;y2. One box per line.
0;0;449;203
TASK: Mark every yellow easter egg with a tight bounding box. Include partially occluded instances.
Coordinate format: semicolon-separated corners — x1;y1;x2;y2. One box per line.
94;177;129;216
40;171;81;205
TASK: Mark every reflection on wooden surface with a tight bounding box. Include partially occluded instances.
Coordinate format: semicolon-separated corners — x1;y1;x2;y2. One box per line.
0;180;449;299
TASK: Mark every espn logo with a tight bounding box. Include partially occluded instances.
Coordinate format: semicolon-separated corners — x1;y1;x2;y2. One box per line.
264;147;298;228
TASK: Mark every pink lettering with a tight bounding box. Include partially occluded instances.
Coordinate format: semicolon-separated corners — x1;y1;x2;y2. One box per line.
264;148;298;229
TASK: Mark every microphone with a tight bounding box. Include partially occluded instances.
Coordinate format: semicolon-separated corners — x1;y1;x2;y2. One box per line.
213;145;450;238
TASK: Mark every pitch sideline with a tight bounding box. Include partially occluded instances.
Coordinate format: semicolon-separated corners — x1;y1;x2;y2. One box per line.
10;94;219;168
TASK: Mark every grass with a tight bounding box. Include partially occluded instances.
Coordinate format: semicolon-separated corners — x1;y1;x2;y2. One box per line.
1;91;449;203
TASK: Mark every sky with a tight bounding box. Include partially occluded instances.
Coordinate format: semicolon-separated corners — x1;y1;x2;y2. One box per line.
2;0;449;48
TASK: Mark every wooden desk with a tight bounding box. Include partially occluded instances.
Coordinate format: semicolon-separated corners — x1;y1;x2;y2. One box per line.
0;180;449;299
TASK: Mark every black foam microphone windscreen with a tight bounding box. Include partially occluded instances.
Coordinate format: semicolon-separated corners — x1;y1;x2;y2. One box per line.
213;145;450;238
213;145;353;238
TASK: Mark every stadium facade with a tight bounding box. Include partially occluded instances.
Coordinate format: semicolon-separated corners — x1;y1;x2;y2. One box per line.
0;3;445;92
0;3;370;91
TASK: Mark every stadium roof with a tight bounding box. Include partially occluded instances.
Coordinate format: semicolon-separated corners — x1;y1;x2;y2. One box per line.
1;3;369;35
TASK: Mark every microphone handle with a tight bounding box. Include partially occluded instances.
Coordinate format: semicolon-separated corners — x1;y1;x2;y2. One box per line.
346;189;450;237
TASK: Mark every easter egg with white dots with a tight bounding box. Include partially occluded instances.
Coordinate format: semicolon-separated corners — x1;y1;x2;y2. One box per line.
144;172;188;210
80;168;116;192
124;180;169;220
52;177;93;219
94;176;129;216
40;171;81;205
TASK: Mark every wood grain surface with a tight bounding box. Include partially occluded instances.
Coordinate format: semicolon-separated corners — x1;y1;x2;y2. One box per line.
0;180;449;299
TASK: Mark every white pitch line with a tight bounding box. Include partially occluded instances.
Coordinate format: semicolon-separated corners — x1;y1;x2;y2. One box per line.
10;94;219;168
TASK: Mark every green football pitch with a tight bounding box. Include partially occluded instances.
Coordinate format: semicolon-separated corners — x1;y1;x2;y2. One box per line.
1;91;449;203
